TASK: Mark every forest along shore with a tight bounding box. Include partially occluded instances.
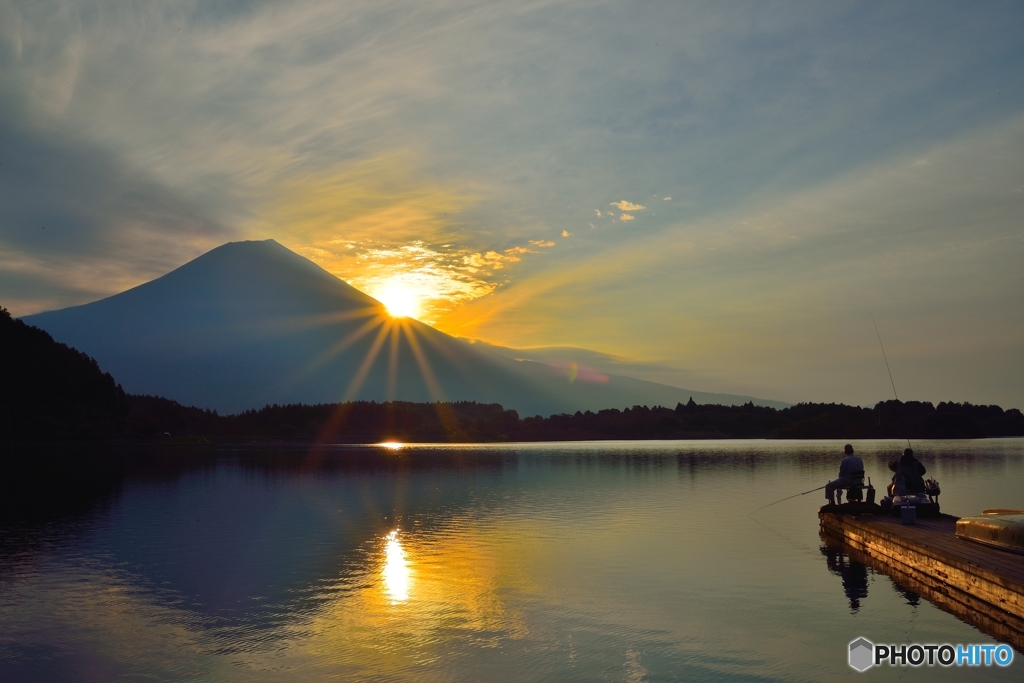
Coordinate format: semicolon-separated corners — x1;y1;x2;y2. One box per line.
24;394;1024;444
3;306;1022;443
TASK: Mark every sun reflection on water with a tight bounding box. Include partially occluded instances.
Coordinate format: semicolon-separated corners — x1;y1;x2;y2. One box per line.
382;530;410;603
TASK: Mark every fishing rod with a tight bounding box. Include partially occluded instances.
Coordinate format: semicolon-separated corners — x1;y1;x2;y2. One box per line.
750;318;910;517
871;316;912;449
749;484;828;515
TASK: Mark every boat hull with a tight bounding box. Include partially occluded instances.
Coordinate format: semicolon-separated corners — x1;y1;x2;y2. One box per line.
956;512;1024;555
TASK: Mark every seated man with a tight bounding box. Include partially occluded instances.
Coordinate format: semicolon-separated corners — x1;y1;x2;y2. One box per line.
825;444;865;505
898;448;926;494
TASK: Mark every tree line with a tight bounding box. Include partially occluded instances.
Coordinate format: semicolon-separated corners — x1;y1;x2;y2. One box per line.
3;306;1022;442
120;395;1024;442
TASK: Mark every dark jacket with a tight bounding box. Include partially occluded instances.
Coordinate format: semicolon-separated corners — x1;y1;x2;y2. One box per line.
898;454;926;493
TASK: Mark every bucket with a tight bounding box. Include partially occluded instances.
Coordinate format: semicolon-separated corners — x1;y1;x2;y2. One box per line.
901;505;916;524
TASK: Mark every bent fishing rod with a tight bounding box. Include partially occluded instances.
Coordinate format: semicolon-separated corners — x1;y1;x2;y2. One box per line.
872;315;912;450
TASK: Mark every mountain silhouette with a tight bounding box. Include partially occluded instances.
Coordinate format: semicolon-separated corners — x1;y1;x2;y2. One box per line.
23;240;786;415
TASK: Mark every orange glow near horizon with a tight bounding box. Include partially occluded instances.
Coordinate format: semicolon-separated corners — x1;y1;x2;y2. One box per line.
269;157;529;327
378;441;404;450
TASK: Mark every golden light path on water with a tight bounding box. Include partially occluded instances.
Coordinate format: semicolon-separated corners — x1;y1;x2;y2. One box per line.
383;530;411;603
5;442;1024;681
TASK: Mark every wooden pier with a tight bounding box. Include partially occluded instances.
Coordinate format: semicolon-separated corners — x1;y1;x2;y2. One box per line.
819;510;1024;650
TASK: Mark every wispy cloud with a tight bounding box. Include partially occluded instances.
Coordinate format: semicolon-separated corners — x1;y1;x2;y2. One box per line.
262;155;567;322
611;201;646;212
443;117;1024;405
0;107;230;315
1;0;1022;405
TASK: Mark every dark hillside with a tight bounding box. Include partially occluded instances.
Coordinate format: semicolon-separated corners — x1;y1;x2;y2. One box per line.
0;307;128;439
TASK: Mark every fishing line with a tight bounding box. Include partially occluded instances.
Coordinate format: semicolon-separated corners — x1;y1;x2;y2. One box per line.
872;316;912;449
748;484;827;515
749;317;910;516
747;510;823;557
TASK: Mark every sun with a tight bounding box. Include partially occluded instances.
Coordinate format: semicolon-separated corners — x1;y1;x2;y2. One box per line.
374;279;422;319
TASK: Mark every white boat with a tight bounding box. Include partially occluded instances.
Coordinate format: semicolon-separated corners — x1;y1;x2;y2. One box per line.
955;509;1024;554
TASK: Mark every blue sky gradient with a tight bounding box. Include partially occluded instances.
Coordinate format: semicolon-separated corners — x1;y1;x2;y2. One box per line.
1;0;1022;405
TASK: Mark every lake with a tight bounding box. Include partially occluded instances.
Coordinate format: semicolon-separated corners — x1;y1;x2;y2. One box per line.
1;439;1022;681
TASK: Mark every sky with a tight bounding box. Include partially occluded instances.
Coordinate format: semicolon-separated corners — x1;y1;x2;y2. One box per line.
1;0;1022;407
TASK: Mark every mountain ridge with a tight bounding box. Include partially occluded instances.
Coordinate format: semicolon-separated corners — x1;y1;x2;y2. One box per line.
23;240;789;414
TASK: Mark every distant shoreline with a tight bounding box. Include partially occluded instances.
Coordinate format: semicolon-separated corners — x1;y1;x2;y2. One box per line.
4;396;1021;445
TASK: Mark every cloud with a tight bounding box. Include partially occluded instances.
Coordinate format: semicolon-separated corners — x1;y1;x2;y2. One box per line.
255;155;560;323
442;116;1024;406
0;106;231;315
594;209;602;216
2;0;1023;406
325;241;517;324
529;240;555;248
561;230;572;237
663;197;672;201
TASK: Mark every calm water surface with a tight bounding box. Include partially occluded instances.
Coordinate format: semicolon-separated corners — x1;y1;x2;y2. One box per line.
1;439;1022;682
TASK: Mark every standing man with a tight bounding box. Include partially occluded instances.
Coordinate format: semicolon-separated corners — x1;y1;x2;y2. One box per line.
826;444;865;505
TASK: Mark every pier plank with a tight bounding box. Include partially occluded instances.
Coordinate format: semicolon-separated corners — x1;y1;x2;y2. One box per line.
821;533;1024;651
820;511;1024;630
